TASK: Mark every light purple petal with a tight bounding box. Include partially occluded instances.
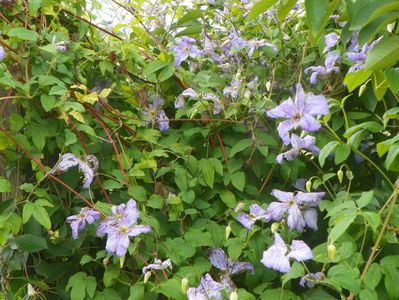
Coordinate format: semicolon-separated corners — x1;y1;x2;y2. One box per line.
209;248;229;270
299;114;321;132
105;231;130;257
271;189;294;203
277;119;295;145
261;234;291;273
287;204;306;232
288;240;313;262
229;261;255;275
127;224;152;237
303;208;318;231
296;191;325;206
237;213;255;230
324;33;339;51
304;95;329;116
325;52;340;70
250;204;270;221
267;98;295;119
266;202;287;221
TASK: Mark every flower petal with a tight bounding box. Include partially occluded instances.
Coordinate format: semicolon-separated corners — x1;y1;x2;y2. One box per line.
209;248;229;271
288;240;313;262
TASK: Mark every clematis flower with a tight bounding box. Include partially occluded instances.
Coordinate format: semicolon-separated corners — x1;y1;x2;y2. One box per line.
266;84;329;144
97;199;151;257
175;88;199;108
202;33;223;63
144;96;170;132
276;134;319;164
324;33;339;53
173;37;202;67
142;258;172;274
300;272;325;288
51;153;98;189
209;248;254;275
0;46;6;61
223;79;241;99
237;204;270;230
66;207;100;239
267;189;325;232
261;233;313;273
346;36;382;72
247;39;278;57
203;93;222;114
304;52;340;85
222;28;249;55
186;273;224;300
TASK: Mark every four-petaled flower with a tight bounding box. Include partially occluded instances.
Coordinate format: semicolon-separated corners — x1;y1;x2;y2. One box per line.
276;134;320;164
97;199;151;257
237;204;270;230
261;233;313;273
304;52;340;85
144;96;170;132
66;207;100;239
266;84;329;145
173;37;202;67
267;189;325;232
186;273;225;300
209;248;254;275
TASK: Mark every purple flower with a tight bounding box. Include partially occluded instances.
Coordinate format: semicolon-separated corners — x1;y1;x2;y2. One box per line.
346;36;382;73
173;37;202;67
324;33;339;53
144;96;170;132
142;258;172;274
209;248;254;275
261;233;313;273
247;39;278;57
300;272;325;288
266;84;329;144
304;52;340;85
97;199;151;257
186;274;224;300
51;153;98;189
0;46;6;62
203;93;222;114
66;207;100;239
267;189;325;232
223;79;241;99
175;88;199;108
202;34;222;63
222;28;249;55
237;204;270;230
276;134;319;164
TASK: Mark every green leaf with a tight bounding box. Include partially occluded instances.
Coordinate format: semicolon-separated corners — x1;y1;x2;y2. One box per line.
0;177;11;193
343;70;372;92
143;60;168;77
199;159;215;188
32;204;51;229
128;283;145;300
66;272;87;300
334;144;351;165
277;0;297;22
386;144;399;171
40;95;57;112
282;262;304;285
382;265;399;299
176;9;204;27
103;266;119;288
362;211;381;232
364;36;399;71
356;191;374;208
231;171;245;191
229;139;252;158
248;0;278;20
8;27;39;42
158;64;175;82
329;211;357;243
385;68;399;93
9;113;24;131
318;141;339;167
363;263;382;290
305;0;329;36
14;234;48;252
344;121;383;138
22;202;35;223
29;0;42;17
219;190;236;208
65;129;77;146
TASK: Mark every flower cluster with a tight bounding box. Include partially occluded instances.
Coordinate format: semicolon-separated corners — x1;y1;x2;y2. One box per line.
51;153;99;189
266;84;328;163
66;199;151;257
346;33;382;73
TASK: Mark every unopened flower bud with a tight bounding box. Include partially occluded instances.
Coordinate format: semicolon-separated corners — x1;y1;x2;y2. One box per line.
144;271;152;283
358;83;367;97
225;225;232;240
235;202;245;213
337;169;344;183
119;256;125;268
265;81;272;92
327;243;336;259
346;170;354;180
27;284;36;296
305;180;312;192
271;222;279;233
230;290;238;300
103;257;109;266
181;277;189;294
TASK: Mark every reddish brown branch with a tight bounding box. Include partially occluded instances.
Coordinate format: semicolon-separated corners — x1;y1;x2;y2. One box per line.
213;127;229;165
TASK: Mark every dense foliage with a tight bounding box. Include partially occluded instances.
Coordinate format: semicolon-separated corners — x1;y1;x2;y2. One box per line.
1;0;399;299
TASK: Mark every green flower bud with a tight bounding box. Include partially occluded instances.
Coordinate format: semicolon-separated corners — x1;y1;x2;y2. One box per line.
181;277;189;294
271;222;279;233
230;290;238;300
225;225;232;240
327;243;336;259
306;180;312;192
337;169;344;183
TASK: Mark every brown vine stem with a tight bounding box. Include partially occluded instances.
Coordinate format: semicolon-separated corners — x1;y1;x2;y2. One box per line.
0;126;97;210
85;104;129;186
256;165;276;199
347;181;399;300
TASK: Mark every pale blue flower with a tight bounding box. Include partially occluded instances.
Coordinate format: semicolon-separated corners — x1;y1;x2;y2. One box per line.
276;134;319;164
142;258;172;274
186;273;224;300
97;199;151;257
261;233;313;273
223;79;241;99
267;189;325;232
346;36;382;73
209;248;254;275
300;272;325;288
144;96;170;132
324;33;339;53
266;84;329;144
175;88;198;108
237;204;270;230
0;46;6;62
66;207;100;239
304;52;340;85
173;37;202;67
